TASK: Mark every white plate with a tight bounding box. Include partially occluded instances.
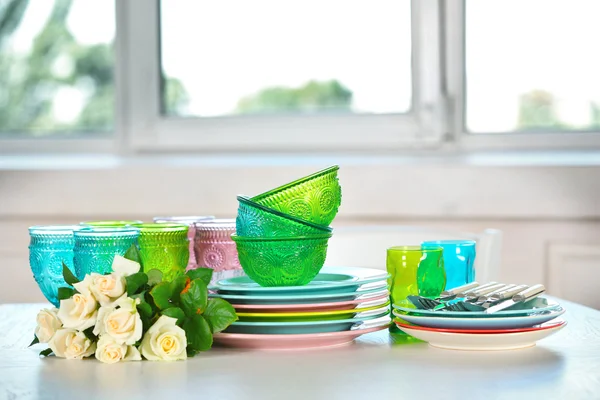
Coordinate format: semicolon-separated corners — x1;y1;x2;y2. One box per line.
396;322;567;350
393;308;565;330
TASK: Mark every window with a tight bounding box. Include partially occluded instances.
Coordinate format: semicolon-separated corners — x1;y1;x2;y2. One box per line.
160;0;412;117
0;0;115;137
465;0;600;134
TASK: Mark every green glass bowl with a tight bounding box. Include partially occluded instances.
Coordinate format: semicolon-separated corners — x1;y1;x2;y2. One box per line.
236;195;332;237
250;166;342;226
231;233;332;287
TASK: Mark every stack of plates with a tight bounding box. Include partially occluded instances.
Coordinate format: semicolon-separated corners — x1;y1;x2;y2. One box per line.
393;297;567;350
210;267;392;350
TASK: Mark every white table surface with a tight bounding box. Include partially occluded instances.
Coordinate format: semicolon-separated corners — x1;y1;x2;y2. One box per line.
1;298;599;400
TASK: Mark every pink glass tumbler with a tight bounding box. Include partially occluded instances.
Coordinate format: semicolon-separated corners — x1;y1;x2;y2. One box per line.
193;219;244;283
153;216;215;270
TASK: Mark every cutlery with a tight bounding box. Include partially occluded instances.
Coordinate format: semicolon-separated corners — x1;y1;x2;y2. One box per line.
408;282;483;310
484;284;546;314
436;282;507;311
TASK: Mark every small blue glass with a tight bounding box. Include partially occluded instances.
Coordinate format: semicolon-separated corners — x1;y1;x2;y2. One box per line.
29;225;82;307
422;240;476;290
73;227;140;278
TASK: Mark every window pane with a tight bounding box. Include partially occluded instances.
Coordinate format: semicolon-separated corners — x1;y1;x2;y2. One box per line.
161;0;411;117
0;0;115;136
465;0;600;133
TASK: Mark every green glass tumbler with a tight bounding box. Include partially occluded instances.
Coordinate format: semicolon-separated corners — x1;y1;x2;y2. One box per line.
386;246;446;308
74;227;140;278
131;223;189;282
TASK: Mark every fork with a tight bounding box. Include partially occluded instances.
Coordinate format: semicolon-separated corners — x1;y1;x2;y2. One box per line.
439;283;511;311
444;284;521;311
407;282;482;309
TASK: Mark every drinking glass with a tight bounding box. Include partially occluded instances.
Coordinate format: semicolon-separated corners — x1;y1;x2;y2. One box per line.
73;227;140;278
422;240;476;290
29;225;81;307
132;223;189;282
386;246;445;308
80;220;143;227
194;219;244;284
153;216;215;270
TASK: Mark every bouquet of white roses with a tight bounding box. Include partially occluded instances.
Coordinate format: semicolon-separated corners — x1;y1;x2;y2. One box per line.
30;245;238;363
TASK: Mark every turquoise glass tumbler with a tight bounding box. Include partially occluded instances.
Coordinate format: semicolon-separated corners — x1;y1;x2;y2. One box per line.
422;240;476;290
73;227;140;278
29;225;81;307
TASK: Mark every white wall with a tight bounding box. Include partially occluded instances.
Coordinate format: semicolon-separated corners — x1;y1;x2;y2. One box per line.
2;152;599;308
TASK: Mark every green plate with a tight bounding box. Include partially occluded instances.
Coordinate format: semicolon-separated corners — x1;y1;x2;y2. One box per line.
224;310;391;334
237;301;391;322
209;286;389;305
210;267;390;296
392;297;561;318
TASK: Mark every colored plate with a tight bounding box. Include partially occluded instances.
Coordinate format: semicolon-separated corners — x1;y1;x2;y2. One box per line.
210;267;389;295
231;292;391;313
394;319;566;334
210;286;389;305
224;309;391;334
395;321;567;350
393;308;565;330
236;300;390;322
393;297;561;318
214;322;391;350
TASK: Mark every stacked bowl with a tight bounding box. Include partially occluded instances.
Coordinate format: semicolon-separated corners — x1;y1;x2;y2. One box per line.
211;166;392;349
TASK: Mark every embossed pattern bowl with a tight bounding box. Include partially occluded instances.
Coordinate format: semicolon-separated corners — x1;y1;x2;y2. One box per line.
236;196;332;237
231;234;332;287
251;166;342;226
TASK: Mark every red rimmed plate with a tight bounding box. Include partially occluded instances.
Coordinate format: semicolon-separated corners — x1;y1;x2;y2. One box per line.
394;319;566;334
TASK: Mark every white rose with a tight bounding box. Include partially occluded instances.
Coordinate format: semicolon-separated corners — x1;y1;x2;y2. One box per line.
95;336;141;364
140;316;187;361
35;308;62;343
49;329;96;360
93;296;142;345
88;273;126;307
57;291;98;331
111;255;141;276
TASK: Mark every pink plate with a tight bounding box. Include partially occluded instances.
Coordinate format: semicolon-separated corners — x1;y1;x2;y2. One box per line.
394;319;567;334
231;292;390;313
213;323;390;350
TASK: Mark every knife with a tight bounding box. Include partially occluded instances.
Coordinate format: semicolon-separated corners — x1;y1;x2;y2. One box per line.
484;284;546;314
479;284;529;307
433;282;504;310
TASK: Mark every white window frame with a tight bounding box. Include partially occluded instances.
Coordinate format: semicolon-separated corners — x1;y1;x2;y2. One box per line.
444;0;600;151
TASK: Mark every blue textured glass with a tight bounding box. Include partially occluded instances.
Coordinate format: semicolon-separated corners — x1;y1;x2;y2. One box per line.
422;240;477;290
29;225;81;307
73;227;139;278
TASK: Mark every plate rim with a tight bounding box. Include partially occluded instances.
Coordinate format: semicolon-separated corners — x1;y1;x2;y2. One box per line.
230;292;391;310
392;298;561;317
236;300;391;318
392;307;566;323
230;309;391;327
397;321;567;339
210;286;389;302
394;319;567;334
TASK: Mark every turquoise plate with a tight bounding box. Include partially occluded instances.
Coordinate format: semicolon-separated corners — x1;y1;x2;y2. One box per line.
210;267;389;296
224;309;391;334
393;297;561;318
210;286;389;305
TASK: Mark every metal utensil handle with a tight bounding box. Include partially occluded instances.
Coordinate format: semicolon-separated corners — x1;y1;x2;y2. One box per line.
461;282;500;298
512;284;546;302
440;282;480;297
488;284;529;302
467;283;507;299
474;284;517;302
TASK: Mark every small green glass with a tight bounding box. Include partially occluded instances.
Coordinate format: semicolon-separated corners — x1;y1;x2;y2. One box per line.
131;223;189;282
386;246;446;309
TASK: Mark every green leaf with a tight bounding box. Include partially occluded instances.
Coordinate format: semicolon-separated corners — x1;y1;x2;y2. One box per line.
180;279;208;317
182;314;213;354
82;326;98;342
29;336;39;347
130;291;146;301
147;269;163;286
39;348;53;357
126;272;149;296
203;298;238;333
161;307;186;325
57;287;75;301
137;301;154;332
62;262;79;286
149;282;173;310
123;244;142;266
186;268;213;286
170;275;189;305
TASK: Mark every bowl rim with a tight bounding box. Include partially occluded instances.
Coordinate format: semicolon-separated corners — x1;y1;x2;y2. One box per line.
250;165;339;202
130;223;189;232
231;233;332;242
237;195;332;232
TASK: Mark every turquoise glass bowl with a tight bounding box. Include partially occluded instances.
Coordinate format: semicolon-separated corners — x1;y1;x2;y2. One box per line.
231;234;332;287
251;165;342;226
29;225;81;307
73;227;140;278
236;195;332;237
